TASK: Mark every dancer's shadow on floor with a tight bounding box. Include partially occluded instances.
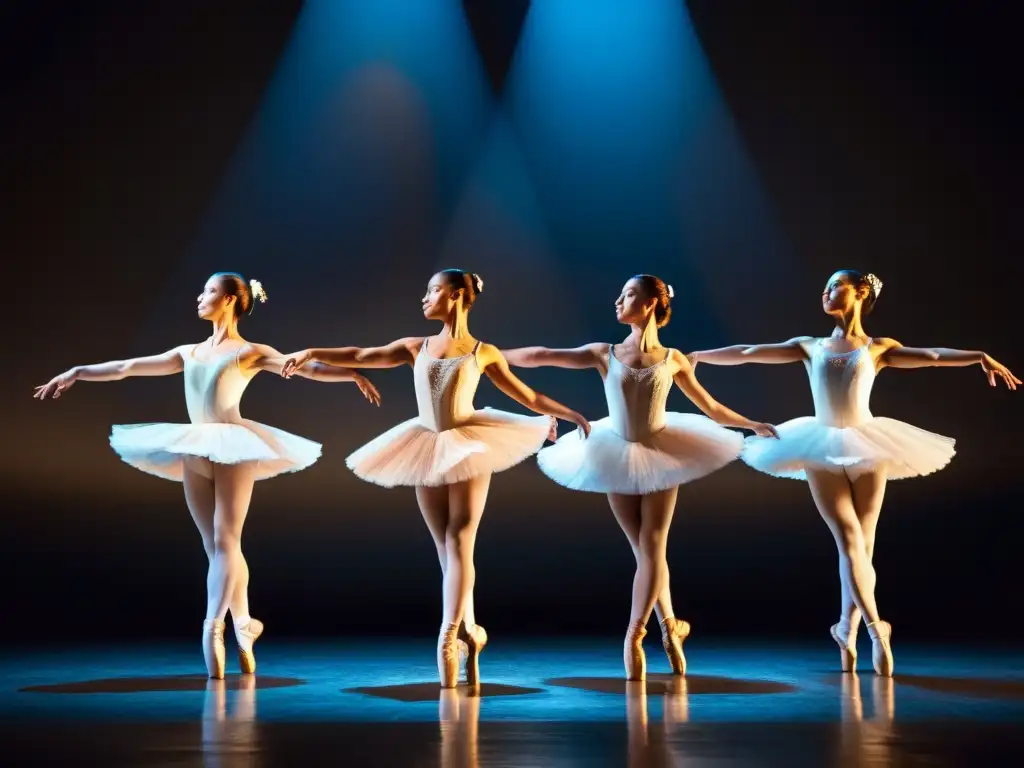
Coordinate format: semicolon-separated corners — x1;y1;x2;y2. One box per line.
892;675;1024;701
346;682;544;702
545;674;797;695
821;672;1024;700
21;674;305;694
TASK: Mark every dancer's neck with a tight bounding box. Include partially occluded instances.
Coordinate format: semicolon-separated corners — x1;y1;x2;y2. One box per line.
626;316;662;351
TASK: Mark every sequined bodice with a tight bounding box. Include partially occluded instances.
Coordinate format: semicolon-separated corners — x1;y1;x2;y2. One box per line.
183;344;252;424
807;339;876;427
605;346;673;442
414;340;482;432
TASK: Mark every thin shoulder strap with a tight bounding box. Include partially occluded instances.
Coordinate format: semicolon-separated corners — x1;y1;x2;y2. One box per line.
472;340;482;353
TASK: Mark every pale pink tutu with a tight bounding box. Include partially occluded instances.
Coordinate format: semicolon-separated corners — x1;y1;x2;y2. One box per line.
741;416;956;480
537;413;744;495
109;420;322;481
346;408;550;487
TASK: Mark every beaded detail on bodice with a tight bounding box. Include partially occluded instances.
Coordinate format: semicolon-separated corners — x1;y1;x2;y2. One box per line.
605;346;674;442
807;339;876;428
414;339;483;432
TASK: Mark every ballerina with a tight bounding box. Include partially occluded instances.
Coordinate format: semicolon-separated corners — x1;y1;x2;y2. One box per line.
34;272;380;678
689;269;1018;676
281;269;591;688
503;274;778;680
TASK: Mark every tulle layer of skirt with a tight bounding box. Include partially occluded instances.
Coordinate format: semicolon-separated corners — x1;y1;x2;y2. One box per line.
109;420;322;482
346;408;551;487
536;413;744;495
741;416;956;481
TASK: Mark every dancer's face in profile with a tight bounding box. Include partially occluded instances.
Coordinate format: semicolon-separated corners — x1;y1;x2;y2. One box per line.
615;278;656;326
197;276;235;322
821;271;868;316
421;272;461;320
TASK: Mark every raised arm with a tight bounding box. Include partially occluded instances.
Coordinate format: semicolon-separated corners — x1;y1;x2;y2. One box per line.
479;344;591;436
281;337;423;377
33;346;187;400
878;338;1019;390
670;350;777;436
502;343;606;370
689;337;812;366
243;343;381;405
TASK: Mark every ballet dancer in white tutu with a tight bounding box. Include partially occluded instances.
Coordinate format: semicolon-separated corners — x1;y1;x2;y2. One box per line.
34;272;381;678
689;270;1019;676
503;274;778;681
281;269;591;688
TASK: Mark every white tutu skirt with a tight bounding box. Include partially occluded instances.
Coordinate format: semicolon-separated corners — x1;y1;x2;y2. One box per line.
536;413;744;495
346;408;550;487
109;420;322;482
741;416;956;481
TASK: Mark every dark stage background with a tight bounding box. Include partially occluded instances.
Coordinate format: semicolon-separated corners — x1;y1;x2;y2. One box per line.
1;1;1019;643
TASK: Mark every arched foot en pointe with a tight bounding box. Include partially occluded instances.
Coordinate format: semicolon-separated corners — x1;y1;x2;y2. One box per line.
438;622;460;689
235;618;264;675
660;617;690;675
458;621;488;687
203;619;226;680
867;620;894;677
830;619;858;673
624;621;647;681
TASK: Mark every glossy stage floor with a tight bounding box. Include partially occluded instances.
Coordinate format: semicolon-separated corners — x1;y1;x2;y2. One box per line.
3;639;1023;766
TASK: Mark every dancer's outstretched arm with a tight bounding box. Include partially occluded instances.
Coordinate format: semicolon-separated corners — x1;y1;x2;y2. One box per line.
281;337;424;376
34;345;189;399
502;344;607;370
669;350;778;437
688;337;813;366
479;344;591;436
877;338;1019;389
245;343;381;405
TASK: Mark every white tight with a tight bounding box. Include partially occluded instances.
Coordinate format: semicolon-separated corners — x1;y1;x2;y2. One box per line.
183;461;256;624
608;487;680;626
416;474;492;629
806;468;887;630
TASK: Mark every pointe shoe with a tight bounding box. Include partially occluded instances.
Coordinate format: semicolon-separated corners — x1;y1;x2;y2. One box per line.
458;621;488;687
235;618;264;675
660;617;691;676
457;640;469;681
437;622;460;689
203;619;226;680
624;621;648;682
866;621;894;677
830;620;858;673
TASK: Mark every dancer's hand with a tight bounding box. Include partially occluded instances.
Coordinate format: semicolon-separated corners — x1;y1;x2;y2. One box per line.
685;352;699;369
352;373;381;405
34;369;78;400
571;413;591;439
981;354;1019;390
281;350;312;379
750;422;779;438
546;416;559;442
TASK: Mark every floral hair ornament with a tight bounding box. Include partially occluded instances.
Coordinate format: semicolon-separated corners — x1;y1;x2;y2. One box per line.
667;284;675;299
863;273;883;299
249;279;268;313
472;273;484;293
